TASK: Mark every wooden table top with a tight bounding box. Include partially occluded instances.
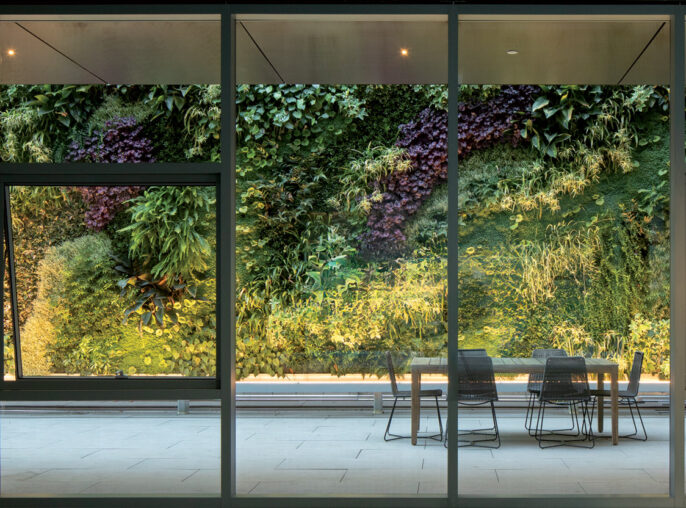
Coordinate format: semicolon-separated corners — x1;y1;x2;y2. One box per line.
410;356;618;374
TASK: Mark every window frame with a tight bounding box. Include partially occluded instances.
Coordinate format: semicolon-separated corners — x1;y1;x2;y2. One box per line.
0;3;684;508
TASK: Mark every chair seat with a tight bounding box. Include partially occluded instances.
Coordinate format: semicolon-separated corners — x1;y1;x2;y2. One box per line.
458;394;498;403
590;389;636;398
395;389;443;398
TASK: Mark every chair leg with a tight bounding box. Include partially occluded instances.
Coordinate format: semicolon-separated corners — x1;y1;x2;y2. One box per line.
385;396;443;442
434;395;444;442
490;400;501;449
534;400;594;449
455;401;500;449
623;397;648;441
529;396;575;437
525;392;534;430
591;396;648;441
384;397;403;441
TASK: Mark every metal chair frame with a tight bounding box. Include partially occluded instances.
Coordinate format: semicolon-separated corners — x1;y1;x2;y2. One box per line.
447;352;501;449
524;349;575;437
384;352;443;442
533;356;595;449
590;351;647;441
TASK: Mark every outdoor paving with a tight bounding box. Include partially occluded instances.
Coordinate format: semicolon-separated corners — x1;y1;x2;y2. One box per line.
0;406;670;497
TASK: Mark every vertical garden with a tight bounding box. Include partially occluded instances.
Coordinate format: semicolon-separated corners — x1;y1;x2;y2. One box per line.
1;83;671;379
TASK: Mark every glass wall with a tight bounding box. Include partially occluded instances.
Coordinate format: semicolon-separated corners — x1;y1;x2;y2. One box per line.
0;13;222;504
235;14;448;497
457;14;670;497
1;6;685;507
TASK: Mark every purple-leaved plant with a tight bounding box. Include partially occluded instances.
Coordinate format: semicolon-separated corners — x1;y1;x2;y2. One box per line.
67;117;154;229
360;85;539;255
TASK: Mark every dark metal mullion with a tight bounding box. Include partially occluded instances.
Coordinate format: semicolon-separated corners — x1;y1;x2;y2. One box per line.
668;7;686;504
447;6;458;507
4;187;22;379
5;379;217;391
0;182;4;383
2;162;221;176
0;4;222;16
1;174;216;186
230;3;451;16
220;5;236;505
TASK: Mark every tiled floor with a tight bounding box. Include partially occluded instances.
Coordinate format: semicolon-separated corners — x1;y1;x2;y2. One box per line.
0;406;670;497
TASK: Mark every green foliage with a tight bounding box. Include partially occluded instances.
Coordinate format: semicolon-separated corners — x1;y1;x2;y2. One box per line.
22;234;124;374
236;154;343;354
7;187;87;333
86;94;155;134
236;84;365;177
2;83;673;382
3;335;15;378
459;114;670;378
183;84;221;161
405;183;448;256
414;85;448;111
122;186;216;281
0;84;221;163
522;85;665;159
238;257;446;378
0;106;53;162
119;186;216;330
337;145;412;232
346;85;432;147
0;85;105;162
21;233;215;376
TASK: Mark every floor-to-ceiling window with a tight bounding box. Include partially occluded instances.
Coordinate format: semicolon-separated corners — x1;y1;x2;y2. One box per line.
233;14;449;497
0;12;224;499
456;14;671;498
0;4;684;508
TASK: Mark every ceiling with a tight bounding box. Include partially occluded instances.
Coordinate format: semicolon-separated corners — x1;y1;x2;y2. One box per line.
0;16;220;84
0;14;673;85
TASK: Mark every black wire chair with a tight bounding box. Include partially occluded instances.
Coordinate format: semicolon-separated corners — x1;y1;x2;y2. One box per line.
525;349;571;435
384;352;443;442
533;356;595;449
590;351;647;441
446;352;500;449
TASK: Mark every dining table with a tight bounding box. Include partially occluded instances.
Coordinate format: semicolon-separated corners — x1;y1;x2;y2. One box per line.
410;356;620;445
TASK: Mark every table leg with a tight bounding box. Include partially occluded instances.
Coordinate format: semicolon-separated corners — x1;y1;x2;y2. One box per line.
596;372;604;433
411;369;421;446
611;367;619;445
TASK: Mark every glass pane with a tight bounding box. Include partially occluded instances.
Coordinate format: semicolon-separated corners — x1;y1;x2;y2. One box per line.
0;15;220;163
235;14;448;497
457;15;670;497
7;185;216;378
0;400;220;497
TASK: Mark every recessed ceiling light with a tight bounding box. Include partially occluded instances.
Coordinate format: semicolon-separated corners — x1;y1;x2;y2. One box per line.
400;48;409;57
506;49;519;55
7;49;16;56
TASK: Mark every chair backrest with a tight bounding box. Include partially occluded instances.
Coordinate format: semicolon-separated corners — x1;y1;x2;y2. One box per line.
540;356;590;402
625;351;644;397
385;352;400;397
456;352;498;402
458;348;488;357
528;348;567;391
